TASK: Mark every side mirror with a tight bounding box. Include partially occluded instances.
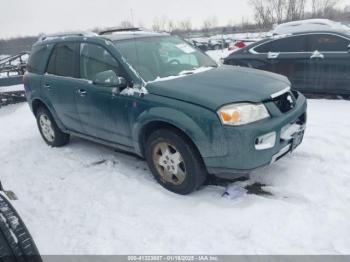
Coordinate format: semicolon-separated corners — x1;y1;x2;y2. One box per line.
347;44;350;53
93;70;127;88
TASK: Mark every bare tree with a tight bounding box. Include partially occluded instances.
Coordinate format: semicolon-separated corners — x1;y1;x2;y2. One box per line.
285;0;306;20
152;16;169;32
166;20;176;32
119;20;134;28
311;0;340;17
202;16;218;32
178;18;192;32
250;0;308;28
270;0;287;23
249;0;275;28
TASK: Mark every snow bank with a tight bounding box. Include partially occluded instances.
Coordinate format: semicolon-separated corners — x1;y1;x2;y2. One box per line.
1;98;350;255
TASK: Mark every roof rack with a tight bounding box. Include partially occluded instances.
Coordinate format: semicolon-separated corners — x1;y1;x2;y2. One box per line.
98;27;142;35
39;31;97;41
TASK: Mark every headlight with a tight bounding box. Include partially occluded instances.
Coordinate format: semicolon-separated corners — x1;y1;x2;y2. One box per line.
217;103;270;126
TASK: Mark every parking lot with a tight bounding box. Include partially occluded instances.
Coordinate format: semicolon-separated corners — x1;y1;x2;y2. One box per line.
1;97;350;254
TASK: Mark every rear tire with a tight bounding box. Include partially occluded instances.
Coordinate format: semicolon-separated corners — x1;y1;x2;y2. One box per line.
145;129;207;195
36;107;69;147
0;193;42;262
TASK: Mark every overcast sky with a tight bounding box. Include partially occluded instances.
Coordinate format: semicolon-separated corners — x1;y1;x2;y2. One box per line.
1;0;350;39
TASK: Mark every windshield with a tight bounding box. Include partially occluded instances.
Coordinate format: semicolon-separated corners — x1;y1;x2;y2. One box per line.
113;36;217;82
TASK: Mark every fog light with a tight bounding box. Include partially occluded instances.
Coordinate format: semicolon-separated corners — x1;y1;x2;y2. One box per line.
255;132;276;150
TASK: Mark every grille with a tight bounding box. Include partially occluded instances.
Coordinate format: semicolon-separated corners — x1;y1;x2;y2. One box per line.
272;91;295;113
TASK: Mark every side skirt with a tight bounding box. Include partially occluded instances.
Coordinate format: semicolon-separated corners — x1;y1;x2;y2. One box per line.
68;130;142;157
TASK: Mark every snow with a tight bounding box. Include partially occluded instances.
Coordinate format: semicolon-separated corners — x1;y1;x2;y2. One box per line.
272;19;350;35
1;95;350;254
0;55;10;60
206;49;233;64
0;84;24;93
147;67;215;83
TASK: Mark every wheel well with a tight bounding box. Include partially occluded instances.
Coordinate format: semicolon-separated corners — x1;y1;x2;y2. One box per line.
32;99;47;116
139;121;203;162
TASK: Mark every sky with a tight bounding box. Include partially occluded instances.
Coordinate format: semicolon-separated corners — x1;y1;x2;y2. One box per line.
1;0;350;39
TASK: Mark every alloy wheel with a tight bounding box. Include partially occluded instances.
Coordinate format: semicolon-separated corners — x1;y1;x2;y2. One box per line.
152;142;187;185
39;114;55;142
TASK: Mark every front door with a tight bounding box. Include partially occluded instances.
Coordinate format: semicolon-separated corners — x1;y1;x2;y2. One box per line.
75;42;131;144
251;35;313;92
267;52;311;92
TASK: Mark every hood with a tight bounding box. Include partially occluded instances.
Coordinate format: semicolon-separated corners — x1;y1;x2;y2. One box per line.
146;66;290;110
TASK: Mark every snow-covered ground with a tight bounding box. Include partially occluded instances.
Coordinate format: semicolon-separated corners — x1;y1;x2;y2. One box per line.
0;84;24;93
1;94;350;255
206;48;235;64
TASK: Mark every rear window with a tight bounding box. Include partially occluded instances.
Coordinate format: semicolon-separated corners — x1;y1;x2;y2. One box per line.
46;42;79;77
254;36;307;53
27;45;49;74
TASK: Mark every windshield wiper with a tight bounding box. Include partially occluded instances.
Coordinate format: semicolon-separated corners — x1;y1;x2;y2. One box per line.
178;66;216;76
179;70;196;75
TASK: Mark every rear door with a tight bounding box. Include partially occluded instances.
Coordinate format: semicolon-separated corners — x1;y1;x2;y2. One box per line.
305;33;350;95
43;42;83;133
252;35;312;92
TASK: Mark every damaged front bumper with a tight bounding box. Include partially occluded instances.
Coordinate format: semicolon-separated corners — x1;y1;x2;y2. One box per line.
205;92;307;179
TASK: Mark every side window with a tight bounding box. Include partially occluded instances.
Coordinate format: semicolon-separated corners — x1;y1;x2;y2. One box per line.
27;45;48;73
80;43;125;81
46;43;78;77
306;34;350;52
254;36;307;53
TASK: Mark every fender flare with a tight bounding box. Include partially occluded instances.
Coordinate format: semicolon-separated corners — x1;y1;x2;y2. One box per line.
31;97;67;132
131;106;226;158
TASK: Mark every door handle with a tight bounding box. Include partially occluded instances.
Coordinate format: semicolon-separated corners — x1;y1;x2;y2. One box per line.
43;83;51;89
78;89;87;96
310;50;324;59
267;52;280;59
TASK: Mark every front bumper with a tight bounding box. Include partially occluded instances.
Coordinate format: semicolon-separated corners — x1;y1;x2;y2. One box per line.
205;92;307;179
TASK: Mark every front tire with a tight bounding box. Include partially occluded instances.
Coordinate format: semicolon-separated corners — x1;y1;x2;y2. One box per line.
145;129;207;195
36;107;69;147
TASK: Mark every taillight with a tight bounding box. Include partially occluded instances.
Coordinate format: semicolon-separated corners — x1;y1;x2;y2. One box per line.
235;41;246;49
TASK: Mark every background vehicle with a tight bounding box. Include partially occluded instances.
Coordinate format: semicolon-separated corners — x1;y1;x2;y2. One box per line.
208;38;232;50
224;30;350;97
0;182;41;261
228;40;247;51
190;39;209;52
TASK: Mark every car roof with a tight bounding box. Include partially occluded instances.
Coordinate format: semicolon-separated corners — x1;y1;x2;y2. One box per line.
34;29;169;46
102;30;169;41
272;19;350;35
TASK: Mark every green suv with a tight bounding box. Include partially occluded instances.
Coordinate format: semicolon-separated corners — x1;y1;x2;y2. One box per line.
24;29;307;195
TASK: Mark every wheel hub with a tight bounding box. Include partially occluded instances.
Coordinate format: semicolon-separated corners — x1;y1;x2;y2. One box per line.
152;142;186;185
158;147;181;174
39;115;55;142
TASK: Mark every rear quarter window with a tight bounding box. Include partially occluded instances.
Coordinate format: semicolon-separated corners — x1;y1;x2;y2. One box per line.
27;45;50;74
